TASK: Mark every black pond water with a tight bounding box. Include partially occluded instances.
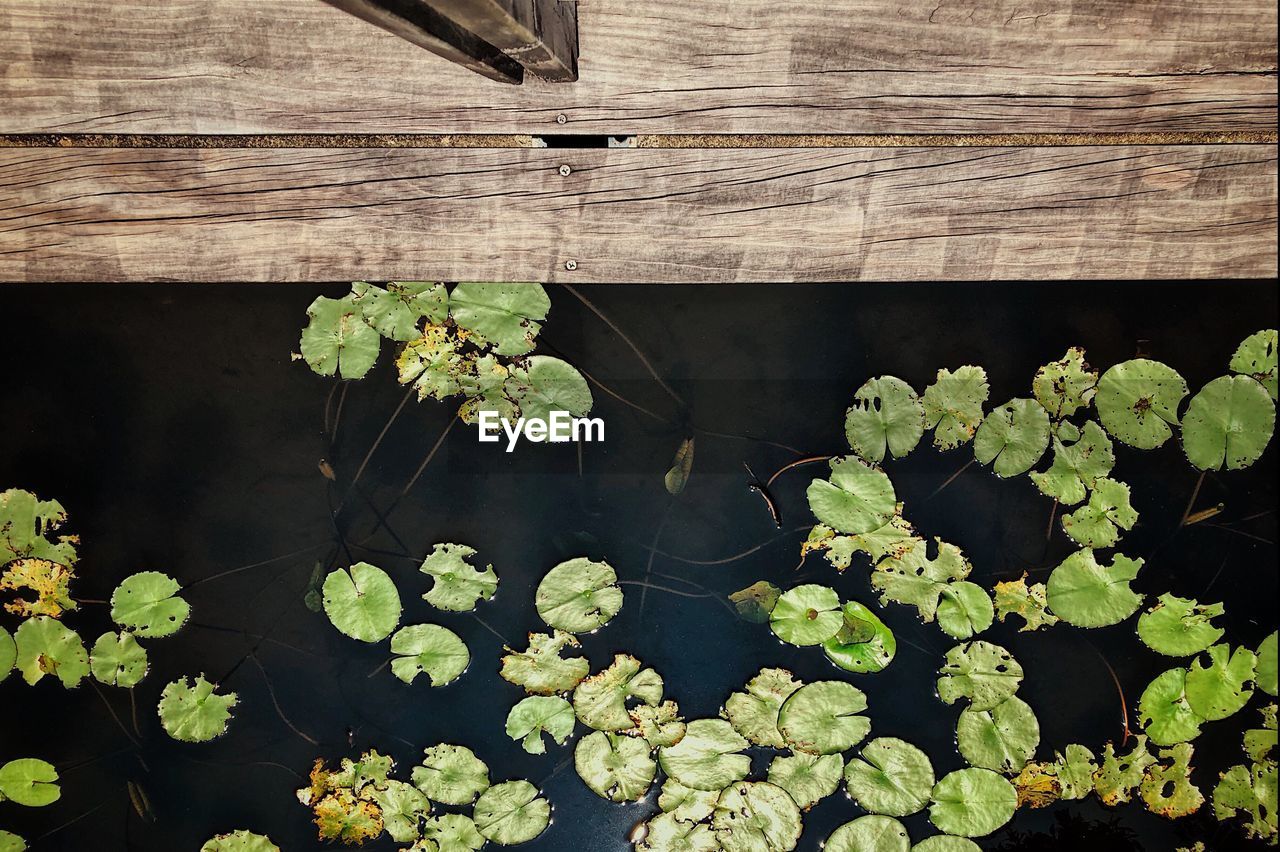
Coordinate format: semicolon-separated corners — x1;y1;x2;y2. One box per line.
0;282;1276;852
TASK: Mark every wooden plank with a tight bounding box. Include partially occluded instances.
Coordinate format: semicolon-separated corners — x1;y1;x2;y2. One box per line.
426;0;578;81
0;0;1274;135
1;146;1273;282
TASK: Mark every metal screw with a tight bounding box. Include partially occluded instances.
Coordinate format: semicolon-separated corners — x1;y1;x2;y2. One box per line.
555;113;568;125
564;260;578;271
558;164;572;176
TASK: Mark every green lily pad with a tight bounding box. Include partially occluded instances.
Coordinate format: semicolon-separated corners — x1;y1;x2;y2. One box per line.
397;325;465;401
1094;736;1157;805
956;695;1040;773
845;376;926;463
419;544;498;612
473;779;550;846
1258;632;1278;697
778;681;870;755
1030;421;1114;506
928;768;1017;838
14;616;88;687
1051;744;1098;800
299;295;381;379
1185;643;1256;721
322;562;401;643
422;813;486;852
1138;668;1205;745
0;625;13;683
449;282;549;356
458;353;519;424
766;752;843;810
350;281;447;341
1045;549;1143;628
992;575;1058;632
1137;594;1225;657
574;731;656;802
729;580;781;623
110;571;190;638
373;780;432;843
628;700;686;749
922;366;989;451
912;838;981;852
871;537;971;623
936;641;1023;711
936;582;994;641
712;781;803;852
637;814;719;852
500;630;589;695
722;667;803;748
505;356;594;423
199;830;281;852
535;557;623;634
1095;359;1188;449
1214;760;1278;842
823;601;897;674
1181;375;1275;471
390;624;470;686
1243;704;1276;763
0;759;59;807
1140;743;1204;819
90;631;148;688
973;398;1050;477
411;745;489;806
1230;329;1278;399
572;653;663;731
158;675;237;742
658;719;751;792
659;778;720;823
843;737;935;817
806;456;896;535
769;584;843;646
0;830;24;852
507;696;575;755
0;488;77;567
1033;348;1098;420
1060;477;1138;548
825;815;910;852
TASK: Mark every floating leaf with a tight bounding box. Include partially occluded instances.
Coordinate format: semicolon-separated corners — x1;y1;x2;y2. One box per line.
637;813;718;852
1033;348;1098;420
90;631;148;688
1181;375;1276;471
419;544;498;613
1243;704;1276;763
825;816;910;852
1030;421;1114;506
1045;549;1143;628
1137;594;1225;657
659;778;720;822
1060;477;1137;548
804;511;918;573
922;366;989;450
723;667;803;748
1093;736;1157;805
411;745;489;806
575;731;656;802
311;790;382;844
973;398;1050;477
936;582;994;641
778;680;870;755
1185;643;1256;721
936;641;1023;712
956;696;1039;774
628;700;686;749
806;456;896;535
843;737;935;817
457;353;519;424
0;489;78;567
1258;632;1278;697
0;759;59;807
299;295;381;379
845;376;926;463
322;562;401;643
1095;359;1187;449
350;280;447;341
1214;760;1278;842
505;356;594;423
0;831;23;852
14;616;88;687
398;325;465;401
664;438;695;495
1138;668;1205;746
373;780;431;843
422;813;486;852
711;781;803;852
473;779;550;846
913;838;981;852
500;630;589;695
507;696;574;755
659;719;751;792
769;584;842;646
928;768;1017;838
1012;762;1060;809
767;752;842;810
390;624;469;686
109;571;190;638
449;282;550;356
199;830;281;852
0;625;13;683
992;574;1058;632
0;558;76;618
1230;329;1278;400
157;676;237;742
729;580;781;624
871;537;971;623
823;601;896;674
1139;743;1204;819
572;654;663;732
535;557;623;634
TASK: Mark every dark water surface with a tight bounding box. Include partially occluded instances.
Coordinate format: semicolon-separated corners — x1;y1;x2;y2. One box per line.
1;282;1276;851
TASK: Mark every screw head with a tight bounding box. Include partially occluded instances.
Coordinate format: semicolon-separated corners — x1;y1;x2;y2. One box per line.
558;164;572;176
564;260;578;271
555;113;568;125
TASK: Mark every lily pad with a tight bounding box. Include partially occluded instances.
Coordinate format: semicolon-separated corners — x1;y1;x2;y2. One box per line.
922;366;989;451
843;737;935;817
777;681;870;755
90;631;148;688
1214;760;1278;842
1060;478;1138;548
473;779;551;846
628;701;687;749
845;376;926;463
572;654;663;731
1033;348;1098;420
1229;329;1278;400
1045;549;1143;628
1137;594;1225;657
0;488;78;566
0;558;77;618
712;781;803;852
1138;668;1205;745
1095;359;1188;449
1030;421;1114;506
729;580;782;623
936;582;994;641
871;538;971;623
110;571;190;638
199;830;281;852
158;675;237;742
422;813;486;852
956;695;1040;773
574;731;656;802
769;584;842;646
1243;704;1276;763
992;575;1058;632
322;562;401;643
665;438;695;495
500;630;590;695
1094;736;1157;805
14;616;88;687
806;456;896;535
1185;643;1256;721
449;282;549;356
766;752;842;810
419;544;498;612
1051;744;1098;799
350;281;447;341
507;696;575;755
824;816;910;852
973;398;1050;477
823;601;897;674
0;830;25;851
936;641;1023;711
397;325;465;401
505;356;594;423
1181;375;1275;471
373;780;431;843
637;813;719;852
1258;632;1278;697
928;768;1017;838
1011;762;1060;809
0;759;59;807
912;838;981;852
659;778;720;823
390;624;470;686
1140;743;1204;819
659;719;751;792
411;745;489;806
723;667;803;748
0;625;13;682
535;557;623;634
299;295;381;379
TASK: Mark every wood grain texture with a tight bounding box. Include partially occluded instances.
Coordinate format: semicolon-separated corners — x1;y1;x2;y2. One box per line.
1;146;1273;282
0;0;1274;134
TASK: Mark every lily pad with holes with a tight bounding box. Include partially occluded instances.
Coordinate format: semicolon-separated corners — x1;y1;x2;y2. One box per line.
505;356;593;423
322;562;401;643
1095;359;1188;449
419;544;498;612
823;601;896;674
373;781;432;844
1030;420;1114;506
350;280;447;341
659;778;720;822
1185;643;1257;721
390;624;470;686
928;768;1017;838
845;376;926;463
299;295;381;379
110;571;190;638
411;745;489;806
871;537;971;623
957;696;1040;774
449;282;550;356
778;680;870;755
535;557;623;634
90;631;148;688
769;584;843;646
158;676;237;742
767;752;842;810
1141;743;1204;819
0;759;59;807
1181;375;1275;471
507;696;575;755
1046;549;1143;628
637;814;719;852
1138;668;1205;746
14;616;88;687
806;456;896;535
936;582;994;641
473;779;550;846
1033;348;1098;420
628;700;686;749
572;654;663;731
712;781;803;852
722;667;803;748
0;558;77;619
973;398;1050;477
0;489;78;568
1137;594;1225;657
1093;736;1157;805
500;630;590;695
1214;760;1278;842
936;641;1023;711
199;830;281;852
659;719;751;792
1230;329;1278;400
1258;632;1278;697
843;738;935;817
422;813;486;852
922;366;989;451
1060;477;1138;548
825;815;911;852
575;731;656;802
992;575;1058;632
397;325;465;401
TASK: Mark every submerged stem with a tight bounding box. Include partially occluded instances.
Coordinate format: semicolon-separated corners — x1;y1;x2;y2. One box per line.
250;652;319;746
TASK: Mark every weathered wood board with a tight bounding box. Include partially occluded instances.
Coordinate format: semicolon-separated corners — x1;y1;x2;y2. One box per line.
2;146;1273;282
0;0;1274;135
